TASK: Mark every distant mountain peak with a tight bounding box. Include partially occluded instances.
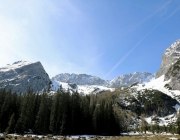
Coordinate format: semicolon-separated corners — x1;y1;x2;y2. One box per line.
52;73;106;86
52;72;154;88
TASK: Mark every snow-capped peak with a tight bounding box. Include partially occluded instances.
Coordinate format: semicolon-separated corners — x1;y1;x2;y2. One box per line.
0;61;33;72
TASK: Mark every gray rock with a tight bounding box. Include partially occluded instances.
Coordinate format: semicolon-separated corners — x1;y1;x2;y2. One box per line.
156;39;180;78
0;61;51;93
52;73;107;86
108;72;154;88
164;59;180;90
52;72;154;88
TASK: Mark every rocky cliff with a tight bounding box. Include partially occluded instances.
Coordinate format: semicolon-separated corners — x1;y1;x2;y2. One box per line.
0;61;51;93
154;39;180;90
156;39;180;78
164;58;180;90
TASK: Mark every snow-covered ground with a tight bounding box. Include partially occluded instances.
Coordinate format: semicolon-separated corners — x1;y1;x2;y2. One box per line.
51;80;115;94
130;75;180;126
145;114;177;126
133;75;180;103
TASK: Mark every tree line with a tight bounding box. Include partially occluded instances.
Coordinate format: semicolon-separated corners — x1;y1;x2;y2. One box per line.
1;87;180;135
0;88;121;135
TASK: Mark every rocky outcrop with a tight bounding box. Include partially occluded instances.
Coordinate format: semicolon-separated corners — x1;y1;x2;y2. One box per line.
154;39;180;90
52;73;107;86
108;72;154;88
164;58;180;90
156;39;180;78
0;61;51;93
52;72;154;88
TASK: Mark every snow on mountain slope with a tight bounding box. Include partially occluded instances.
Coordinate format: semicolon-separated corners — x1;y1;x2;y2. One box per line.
0;61;51;93
109;72;154;88
0;61;32;72
51;80;115;94
133;75;180;103
128;75;180;126
52;73;107;86
78;85;115;94
52;72;154;88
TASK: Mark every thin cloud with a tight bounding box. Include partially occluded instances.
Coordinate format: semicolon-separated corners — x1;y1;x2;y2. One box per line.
90;51;106;62
126;0;172;35
104;25;158;79
166;4;180;19
104;1;173;79
105;1;180;78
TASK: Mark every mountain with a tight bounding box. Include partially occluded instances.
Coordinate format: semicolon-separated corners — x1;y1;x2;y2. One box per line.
52;72;154;89
154;39;180;90
156;39;180;78
52;73;107;86
108;72;154;88
0;61;51;93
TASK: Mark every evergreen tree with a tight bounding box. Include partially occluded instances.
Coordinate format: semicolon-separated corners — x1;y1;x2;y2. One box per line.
35;92;51;134
177;117;180;134
15;89;36;133
49;90;60;134
69;92;80;134
6;113;15;133
80;96;91;134
0;90;12;131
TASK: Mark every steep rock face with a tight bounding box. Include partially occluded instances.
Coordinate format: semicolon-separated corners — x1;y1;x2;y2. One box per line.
156;39;180;78
108;72;154;88
52;73;107;86
0;61;51;93
164;58;180;90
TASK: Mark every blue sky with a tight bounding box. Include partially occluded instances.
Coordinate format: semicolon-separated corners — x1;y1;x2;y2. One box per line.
1;0;180;80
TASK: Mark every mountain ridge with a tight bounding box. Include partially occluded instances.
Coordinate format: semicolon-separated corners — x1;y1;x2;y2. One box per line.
52;72;154;88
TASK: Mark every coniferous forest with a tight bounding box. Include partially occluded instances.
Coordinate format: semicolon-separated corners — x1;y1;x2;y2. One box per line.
1;87;180;136
0;88;121;135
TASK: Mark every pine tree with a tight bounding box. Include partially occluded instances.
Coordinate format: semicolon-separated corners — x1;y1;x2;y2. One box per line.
69;92;80;134
49;90;60;134
15;89;36;133
60;114;67;135
80;96;90;134
35;92;51;134
0;90;12;131
140;114;147;133
177;118;180;134
6;113;15;133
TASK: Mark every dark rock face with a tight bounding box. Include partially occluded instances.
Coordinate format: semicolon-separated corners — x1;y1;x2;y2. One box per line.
0;61;51;93
156;39;180;78
164;59;180;90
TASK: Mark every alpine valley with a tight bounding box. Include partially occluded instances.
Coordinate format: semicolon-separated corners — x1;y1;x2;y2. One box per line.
1;39;180;135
